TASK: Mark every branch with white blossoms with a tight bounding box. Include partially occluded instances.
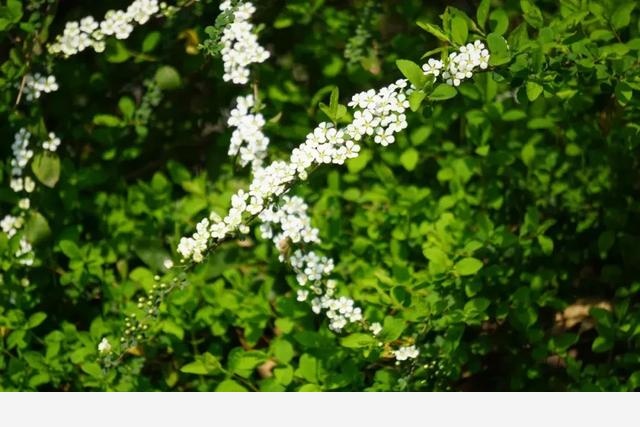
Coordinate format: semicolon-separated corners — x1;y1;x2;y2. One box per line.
20;73;59;102
48;0;165;57
218;1;270;84
422;40;490;87
176;38;493;363
2;126;65;266
1;128;57;268
106;1;495;367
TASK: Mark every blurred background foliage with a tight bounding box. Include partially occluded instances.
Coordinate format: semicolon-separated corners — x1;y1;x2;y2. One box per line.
1;0;640;391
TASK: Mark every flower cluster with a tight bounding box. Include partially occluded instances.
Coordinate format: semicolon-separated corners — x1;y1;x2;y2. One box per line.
179;79;411;264
0;215;23;238
177;215;215;263
219;1;270;84
22;74;59;102
290;250;334;287
311;289;363;332
10;129;36;194
422;40;490;86
49;0;160;57
3;129;39;265
259;196;319;247
15;238;34;266
0;218;35;266
42;132;61;152
98;338;112;355
393;345;420;362
228;95;270;171
256;195;362;332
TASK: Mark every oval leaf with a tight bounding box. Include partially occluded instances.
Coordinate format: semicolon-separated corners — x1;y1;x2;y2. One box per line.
31;152;60;188
455;257;484;276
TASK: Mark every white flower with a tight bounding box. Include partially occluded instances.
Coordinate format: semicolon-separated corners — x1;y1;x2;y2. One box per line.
297;289;309;302
18;198;30;210
24;177;36;193
98;337;112;354
394;345;420;361
422;58;444;77
163;258;174;269
369;322;382;336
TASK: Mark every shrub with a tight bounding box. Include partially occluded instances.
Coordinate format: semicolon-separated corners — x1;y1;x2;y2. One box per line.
0;0;639;391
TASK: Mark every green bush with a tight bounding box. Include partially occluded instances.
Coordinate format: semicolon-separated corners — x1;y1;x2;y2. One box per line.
1;0;639;391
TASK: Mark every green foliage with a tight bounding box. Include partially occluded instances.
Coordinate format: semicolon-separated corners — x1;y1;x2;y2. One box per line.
1;0;640;392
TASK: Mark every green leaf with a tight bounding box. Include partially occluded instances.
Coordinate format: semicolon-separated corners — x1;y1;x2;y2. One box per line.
320;86;347;123
487;33;511;66
271;339;294;364
274;366;294;386
215;380;247;392
409;90;426;112
550;333;578;352
454;257;484;276
590;307;613;330
520;0;543;29
229;350;267;377
31;152;60;188
181;353;223;376
296;354;320;383
451;15;468;45
526;81;543;101
24;212;51;245
93;114;122;127
298;384;323;392
329;86;339;119
476;0;491;30
429;84;457;101
379;317;406;341
400;148;419;171
537;235;554;255
347;148;371;174
142;31;161;52
118;96;136;119
489;9;509;35
416;21;451;42
423;246;452;274
391;285;412;307
611;3;636;29
81;363;103;379
26;312;47;329
60;240;82;259
592;336;613;353
598;231;615;258
396;59;426;88
340;333;377;348
181;360;216;375
615;81;633;105
155;65;182;90
161;320;184;340
105;40;131;63
464;298;490;314
521;142;536;167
